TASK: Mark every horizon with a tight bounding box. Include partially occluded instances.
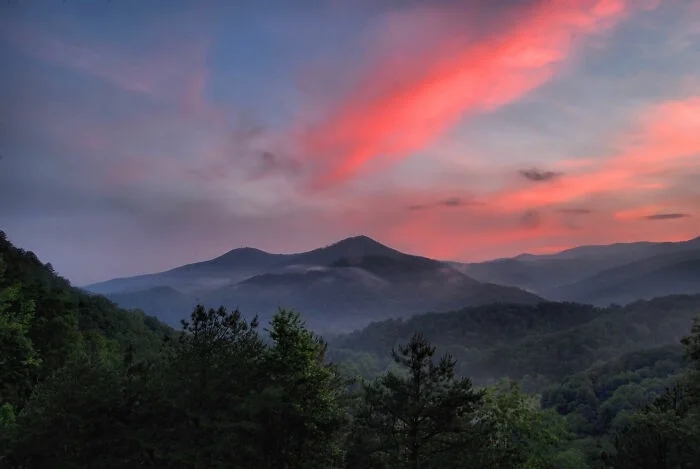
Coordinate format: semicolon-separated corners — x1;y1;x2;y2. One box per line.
2;0;699;284
63;231;700;286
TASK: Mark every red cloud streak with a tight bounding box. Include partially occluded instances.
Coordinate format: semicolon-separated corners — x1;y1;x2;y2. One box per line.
303;0;645;189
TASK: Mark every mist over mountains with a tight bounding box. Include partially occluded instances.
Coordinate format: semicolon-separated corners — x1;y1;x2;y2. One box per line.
86;235;540;331
85;235;700;332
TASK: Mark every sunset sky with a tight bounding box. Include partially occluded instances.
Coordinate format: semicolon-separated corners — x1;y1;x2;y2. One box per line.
1;0;699;284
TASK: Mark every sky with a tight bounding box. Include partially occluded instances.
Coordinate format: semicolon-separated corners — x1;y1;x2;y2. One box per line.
1;0;699;285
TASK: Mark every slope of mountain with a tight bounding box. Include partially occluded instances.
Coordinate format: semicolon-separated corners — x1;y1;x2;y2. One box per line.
455;236;700;302
550;250;700;305
85;235;542;331
330;294;700;388
106;285;196;319
0;231;174;369
87;246;287;295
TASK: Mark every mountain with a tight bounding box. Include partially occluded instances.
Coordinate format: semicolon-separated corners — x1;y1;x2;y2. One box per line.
87;246;287;295
550;249;700;305
455;236;700;303
87;236;400;296
85;235;542;332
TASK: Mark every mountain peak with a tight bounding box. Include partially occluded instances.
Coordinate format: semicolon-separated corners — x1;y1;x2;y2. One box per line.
331;235;388;249
289;235;402;266
218;246;271;258
324;235;399;256
197;246;280;270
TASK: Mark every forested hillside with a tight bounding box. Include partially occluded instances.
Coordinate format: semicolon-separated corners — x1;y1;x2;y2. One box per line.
2;231;699;468
0;230;173;406
331;296;700;387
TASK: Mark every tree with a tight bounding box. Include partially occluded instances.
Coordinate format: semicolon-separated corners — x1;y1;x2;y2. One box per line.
0;256;40;406
348;333;483;469
681;317;700;365
153;305;267;467
605;317;700;468
4;350;145;468
680;317;700;409
0;402;17;464
604;386;697;468
256;309;346;468
474;382;585;469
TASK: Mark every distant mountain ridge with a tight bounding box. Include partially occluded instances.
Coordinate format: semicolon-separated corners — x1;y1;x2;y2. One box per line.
87;234;700;331
88;236;401;294
455;235;700;305
86;235;541;332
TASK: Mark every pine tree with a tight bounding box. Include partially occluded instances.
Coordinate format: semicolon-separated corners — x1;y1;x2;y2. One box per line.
348;333;483;469
257;309;346;468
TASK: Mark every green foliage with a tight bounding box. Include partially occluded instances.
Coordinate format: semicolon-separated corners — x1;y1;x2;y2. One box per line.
346;333;484;468
540;345;686;438
0;232;175;465
7;351;144;467
604;386;700;468
0;402;17;462
477;382;585;469
150;305;268;467
681;317;700;368
0;277;40;405
258;310;347;468
332;297;700;389
600;316;700;468
4;305;349;468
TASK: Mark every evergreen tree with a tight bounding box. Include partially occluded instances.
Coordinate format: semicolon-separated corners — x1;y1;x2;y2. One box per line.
347;333;483;468
0;256;40;406
256;309;346;468
153;305;267;467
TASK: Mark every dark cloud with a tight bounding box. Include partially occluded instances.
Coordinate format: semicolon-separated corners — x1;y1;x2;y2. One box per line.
247;150;302;180
438;196;484;207
408;196;484;211
259;151;284;172
644;213;691;220
440;196;463;207
557;208;592;215
519;168;563;182
520;209;541;228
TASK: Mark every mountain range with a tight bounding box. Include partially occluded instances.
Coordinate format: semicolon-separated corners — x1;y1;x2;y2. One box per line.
85;236;540;331
86;234;700;332
455;235;700;305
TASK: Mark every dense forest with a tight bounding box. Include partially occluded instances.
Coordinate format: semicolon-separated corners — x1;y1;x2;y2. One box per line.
329;296;700;387
1;230;699;468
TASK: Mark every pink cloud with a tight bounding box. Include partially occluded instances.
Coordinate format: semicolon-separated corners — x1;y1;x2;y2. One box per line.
323;94;700;261
491;96;700;212
300;0;651;189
